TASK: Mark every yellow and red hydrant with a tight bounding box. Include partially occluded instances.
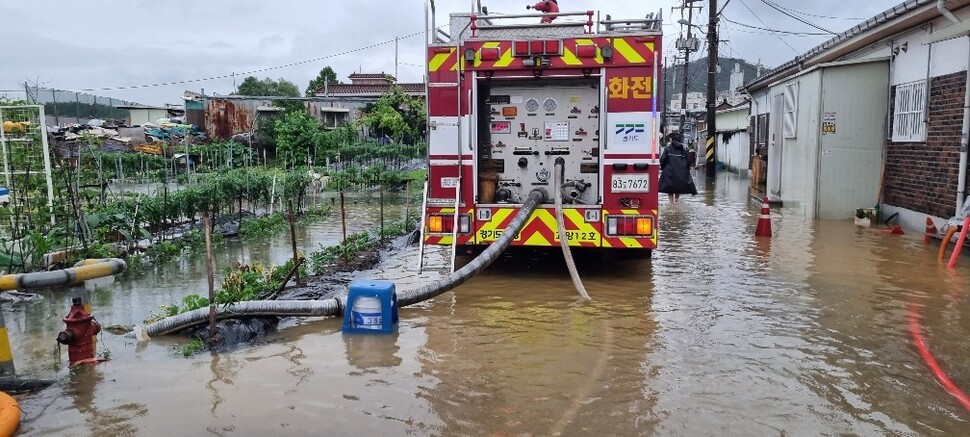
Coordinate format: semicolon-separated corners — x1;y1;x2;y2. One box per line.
56;298;101;365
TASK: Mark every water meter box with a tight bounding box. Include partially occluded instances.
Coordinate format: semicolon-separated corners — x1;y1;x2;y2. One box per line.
342;280;398;334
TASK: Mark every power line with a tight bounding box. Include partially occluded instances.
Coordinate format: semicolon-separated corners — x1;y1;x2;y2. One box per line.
68;30;426;93
736;0;799;55
723;24;831;37
759;0;835;34
721;16;831;35
761;0;865;20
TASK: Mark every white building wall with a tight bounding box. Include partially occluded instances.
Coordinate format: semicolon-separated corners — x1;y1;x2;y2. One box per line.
769;70;822;216
884;11;970;86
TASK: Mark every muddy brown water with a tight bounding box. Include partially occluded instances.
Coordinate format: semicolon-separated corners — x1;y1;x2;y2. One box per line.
5;174;970;436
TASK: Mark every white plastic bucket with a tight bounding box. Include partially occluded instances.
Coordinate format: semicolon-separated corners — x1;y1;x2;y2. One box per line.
351;296;383;330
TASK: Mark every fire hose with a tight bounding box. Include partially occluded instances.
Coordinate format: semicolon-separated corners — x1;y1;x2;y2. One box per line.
139;189;549;337
553;158;591;300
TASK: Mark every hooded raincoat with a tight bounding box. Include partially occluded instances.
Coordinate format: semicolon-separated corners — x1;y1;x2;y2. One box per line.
659;140;697;195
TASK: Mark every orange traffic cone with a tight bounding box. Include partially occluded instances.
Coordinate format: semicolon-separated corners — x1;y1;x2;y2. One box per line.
887;224;905;235
925;217;938;243
755;196;772;238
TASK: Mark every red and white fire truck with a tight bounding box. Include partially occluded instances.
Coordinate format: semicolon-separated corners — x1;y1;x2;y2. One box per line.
420;3;662;263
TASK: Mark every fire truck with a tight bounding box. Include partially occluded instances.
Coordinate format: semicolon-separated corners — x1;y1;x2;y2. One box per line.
420;3;663;265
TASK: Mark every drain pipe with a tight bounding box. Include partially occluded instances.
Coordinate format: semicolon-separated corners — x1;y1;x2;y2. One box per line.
959;38;970;215
140;189;549;336
938;0;961;24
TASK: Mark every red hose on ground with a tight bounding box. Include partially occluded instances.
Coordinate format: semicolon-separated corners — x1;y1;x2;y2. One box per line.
908;303;970;413
947;217;970;268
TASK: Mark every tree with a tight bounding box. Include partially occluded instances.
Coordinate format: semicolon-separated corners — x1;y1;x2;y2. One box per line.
305;66;342;97
274;111;321;167
234;76;300;97
359;86;426;144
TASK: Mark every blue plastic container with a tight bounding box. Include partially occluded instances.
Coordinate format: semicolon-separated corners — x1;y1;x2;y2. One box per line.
342;280;398;334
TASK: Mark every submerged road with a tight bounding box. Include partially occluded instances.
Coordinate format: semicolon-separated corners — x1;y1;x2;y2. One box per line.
5;172;970;435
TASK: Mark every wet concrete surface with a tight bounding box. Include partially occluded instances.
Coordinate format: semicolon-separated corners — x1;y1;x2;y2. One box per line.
5;172;970;435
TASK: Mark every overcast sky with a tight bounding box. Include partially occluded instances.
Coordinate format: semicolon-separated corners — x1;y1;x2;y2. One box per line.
0;0;906;106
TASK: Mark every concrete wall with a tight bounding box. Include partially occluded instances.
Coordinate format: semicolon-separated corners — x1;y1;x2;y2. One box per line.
715;107;751;173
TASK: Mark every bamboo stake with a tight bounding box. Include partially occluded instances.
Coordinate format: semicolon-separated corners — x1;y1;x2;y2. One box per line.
340;191;348;264
203;212;216;342
288;200;301;286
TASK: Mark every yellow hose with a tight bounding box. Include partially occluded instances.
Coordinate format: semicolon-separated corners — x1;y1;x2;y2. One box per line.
939;227;959;262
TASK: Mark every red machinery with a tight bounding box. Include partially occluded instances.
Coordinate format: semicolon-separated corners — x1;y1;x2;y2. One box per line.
420;5;663;265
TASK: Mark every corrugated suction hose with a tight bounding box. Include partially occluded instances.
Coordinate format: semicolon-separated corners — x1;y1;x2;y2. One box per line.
140;189;548;336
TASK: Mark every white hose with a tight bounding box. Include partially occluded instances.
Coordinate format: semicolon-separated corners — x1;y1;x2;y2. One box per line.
553;160;591;300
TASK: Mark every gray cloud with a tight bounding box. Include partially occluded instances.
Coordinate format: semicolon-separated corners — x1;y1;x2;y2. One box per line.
0;0;903;105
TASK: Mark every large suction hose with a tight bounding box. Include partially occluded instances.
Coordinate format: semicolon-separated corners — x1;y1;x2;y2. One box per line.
141;190;548;336
553;159;591;300
143;299;342;337
396;189;546;306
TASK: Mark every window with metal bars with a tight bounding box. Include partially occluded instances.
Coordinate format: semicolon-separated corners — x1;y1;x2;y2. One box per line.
892;80;926;142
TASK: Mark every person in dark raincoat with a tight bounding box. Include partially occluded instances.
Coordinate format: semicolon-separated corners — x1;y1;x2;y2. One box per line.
659;132;697;203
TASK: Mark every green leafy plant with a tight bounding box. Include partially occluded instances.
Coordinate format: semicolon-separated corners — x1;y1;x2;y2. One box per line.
180;338;206;357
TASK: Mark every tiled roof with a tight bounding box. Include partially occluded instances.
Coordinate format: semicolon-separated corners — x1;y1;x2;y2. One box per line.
348;73;388;79
318;83;425;97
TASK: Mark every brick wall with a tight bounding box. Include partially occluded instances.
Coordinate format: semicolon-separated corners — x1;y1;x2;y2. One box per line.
884;71;970;218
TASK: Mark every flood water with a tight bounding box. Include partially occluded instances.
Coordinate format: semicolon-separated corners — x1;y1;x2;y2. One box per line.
6;172;970;436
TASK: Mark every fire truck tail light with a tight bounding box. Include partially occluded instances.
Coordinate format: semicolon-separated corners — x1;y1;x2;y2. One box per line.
514;41;529;56
428;215;445;233
636;217;653;236
428;214;470;234
606;216;653;237
545;40;561;55
530;40;544;54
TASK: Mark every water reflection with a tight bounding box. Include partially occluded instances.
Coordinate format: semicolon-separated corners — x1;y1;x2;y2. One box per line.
343;332;402;370
408;255;658;435
7;179;970;435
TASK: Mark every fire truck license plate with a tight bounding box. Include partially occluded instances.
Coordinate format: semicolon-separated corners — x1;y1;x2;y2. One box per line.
611;175;650;193
554;231;599;242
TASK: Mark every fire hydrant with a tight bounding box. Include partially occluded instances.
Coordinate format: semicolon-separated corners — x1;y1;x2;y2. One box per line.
527;0;559;23
56;298;101;365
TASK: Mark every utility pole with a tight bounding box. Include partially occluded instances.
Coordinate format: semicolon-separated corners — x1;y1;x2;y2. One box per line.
679;3;695;133
705;0;719;178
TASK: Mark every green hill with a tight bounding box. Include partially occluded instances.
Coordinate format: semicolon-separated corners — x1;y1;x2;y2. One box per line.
661;56;761;96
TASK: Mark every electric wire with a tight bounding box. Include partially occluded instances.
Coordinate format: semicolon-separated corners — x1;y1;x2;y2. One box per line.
736;0;800;55
721;16;831;36
60;28;432;93
758;0;836;34
761;0;865;21
723;26;828;38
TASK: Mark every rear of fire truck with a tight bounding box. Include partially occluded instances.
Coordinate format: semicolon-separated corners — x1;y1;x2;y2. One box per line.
420;4;662;266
